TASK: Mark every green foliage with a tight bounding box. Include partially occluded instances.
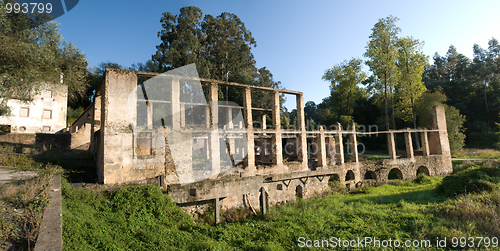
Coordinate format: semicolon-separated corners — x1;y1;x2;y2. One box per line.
322;58;367;122
437;166;500;196
0;2;88;113
66;106;84;125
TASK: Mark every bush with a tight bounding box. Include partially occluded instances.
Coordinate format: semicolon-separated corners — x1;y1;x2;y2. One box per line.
437;166;500;196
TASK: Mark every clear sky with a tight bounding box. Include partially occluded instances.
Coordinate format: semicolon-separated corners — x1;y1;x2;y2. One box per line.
55;0;500;110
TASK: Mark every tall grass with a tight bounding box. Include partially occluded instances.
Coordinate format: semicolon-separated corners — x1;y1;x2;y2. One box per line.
62;161;500;250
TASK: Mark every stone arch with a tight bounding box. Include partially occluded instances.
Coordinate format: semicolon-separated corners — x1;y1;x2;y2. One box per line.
345;170;355;181
364;171;376;180
416;166;430;176
388;168;403;180
295;185;303;198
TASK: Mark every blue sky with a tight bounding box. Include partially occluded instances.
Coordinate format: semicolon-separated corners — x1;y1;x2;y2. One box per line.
55;0;500;110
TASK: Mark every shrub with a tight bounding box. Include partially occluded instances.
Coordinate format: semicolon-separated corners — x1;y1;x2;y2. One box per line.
437;166;500;196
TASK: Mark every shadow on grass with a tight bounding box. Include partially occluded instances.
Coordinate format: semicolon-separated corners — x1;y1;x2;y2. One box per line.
34;150;97;183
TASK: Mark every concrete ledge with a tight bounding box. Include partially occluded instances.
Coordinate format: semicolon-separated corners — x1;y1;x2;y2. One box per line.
34;174;62;251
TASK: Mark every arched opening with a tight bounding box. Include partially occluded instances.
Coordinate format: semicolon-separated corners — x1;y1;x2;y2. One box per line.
364;171;376;180
417;166;430;176
345;170;355;181
388;168;403;180
295;185;303;198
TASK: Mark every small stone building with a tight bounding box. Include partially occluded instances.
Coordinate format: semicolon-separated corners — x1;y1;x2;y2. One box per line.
0;83;68;134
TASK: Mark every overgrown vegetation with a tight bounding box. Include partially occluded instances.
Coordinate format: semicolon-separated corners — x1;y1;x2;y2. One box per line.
0;152;61;250
62;161;500;250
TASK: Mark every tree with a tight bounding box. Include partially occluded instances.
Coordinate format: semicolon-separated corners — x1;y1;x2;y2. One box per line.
364;16;401;130
153;6;206;74
322;58;367;125
395;37;427;148
0;1;88;115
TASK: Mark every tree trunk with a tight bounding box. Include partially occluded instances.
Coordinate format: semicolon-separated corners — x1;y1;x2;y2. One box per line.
411;96;420;150
484;80;489;126
384;75;390;131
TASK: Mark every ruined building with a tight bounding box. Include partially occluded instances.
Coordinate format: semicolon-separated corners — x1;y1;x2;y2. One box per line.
0;82;68;134
84;68;452;213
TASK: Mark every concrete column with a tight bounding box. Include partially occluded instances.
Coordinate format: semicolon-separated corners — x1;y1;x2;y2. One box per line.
421;130;430;156
272;91;281;130
327;136;336;165
349;122;358;162
430;105;451;158
296;94;308;170
209;83;220;175
316;126;327;168
147;102;153;129
336;123;344;164
261;114;267;130
404;129;414;159
243;87;255;173
272;91;283;166
205;105;210;129
209;83;218;129
388;132;396;160
215;197;220;225
171;78;181;129
260;188;267;219
227;107;235;166
180;104;186;127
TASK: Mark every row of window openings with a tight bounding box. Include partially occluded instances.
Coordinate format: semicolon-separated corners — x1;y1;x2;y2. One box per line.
19;108;52;119
18;126;51;132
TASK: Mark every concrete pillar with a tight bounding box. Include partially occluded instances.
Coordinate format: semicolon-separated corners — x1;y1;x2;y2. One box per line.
316;126;327;168
349;122;358;162
260;188;267;219
171;78;181;129
404;129;414;159
296;94;308;170
147;103;153;129
262;114;267;130
430;105;451;158
421;130;430;156
272;91;283;166
227;107;235;166
205;105;210;129
180;104;186;127
388;132;396;160
215;197;220;225
327;136;336;166
336;123;344;164
243;87;255;173
209;83;220;175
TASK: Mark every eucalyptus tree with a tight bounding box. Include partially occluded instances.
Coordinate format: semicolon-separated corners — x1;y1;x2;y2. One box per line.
364;16;401;130
322;58;367;124
395;37;427;148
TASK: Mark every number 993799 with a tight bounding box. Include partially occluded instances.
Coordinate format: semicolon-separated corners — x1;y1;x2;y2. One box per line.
5;2;52;14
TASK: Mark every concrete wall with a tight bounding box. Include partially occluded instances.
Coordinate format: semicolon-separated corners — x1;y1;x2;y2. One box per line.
88;69;453;217
0;83;67;134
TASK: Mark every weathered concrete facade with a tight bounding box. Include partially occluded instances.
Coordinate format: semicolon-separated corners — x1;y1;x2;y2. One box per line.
0;83;68;134
89;69;453;216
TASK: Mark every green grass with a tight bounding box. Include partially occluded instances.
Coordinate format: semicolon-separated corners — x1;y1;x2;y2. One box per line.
62;163;500;250
452;148;500;159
